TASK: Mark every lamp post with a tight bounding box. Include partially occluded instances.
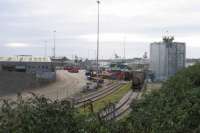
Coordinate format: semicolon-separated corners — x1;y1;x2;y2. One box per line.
96;0;100;80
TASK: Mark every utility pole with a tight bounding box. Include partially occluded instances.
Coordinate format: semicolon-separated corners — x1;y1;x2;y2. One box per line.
53;30;56;58
96;0;100;80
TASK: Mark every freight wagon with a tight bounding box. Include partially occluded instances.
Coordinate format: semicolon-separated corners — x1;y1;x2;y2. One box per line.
131;70;145;91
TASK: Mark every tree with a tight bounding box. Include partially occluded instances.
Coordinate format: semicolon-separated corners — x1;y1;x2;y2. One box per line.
0;95;88;133
128;64;200;133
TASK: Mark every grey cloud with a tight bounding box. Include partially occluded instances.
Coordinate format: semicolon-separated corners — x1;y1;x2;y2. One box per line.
0;0;200;58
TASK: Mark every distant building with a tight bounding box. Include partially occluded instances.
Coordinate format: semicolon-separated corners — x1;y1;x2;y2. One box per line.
51;56;70;67
0;55;55;80
127;58;149;71
150;36;186;81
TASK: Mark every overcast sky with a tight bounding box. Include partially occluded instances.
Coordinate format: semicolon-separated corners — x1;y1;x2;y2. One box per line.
1;0;200;59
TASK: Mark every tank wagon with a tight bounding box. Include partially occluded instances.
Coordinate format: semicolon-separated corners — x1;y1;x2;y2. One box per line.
131;71;145;91
120;70;145;90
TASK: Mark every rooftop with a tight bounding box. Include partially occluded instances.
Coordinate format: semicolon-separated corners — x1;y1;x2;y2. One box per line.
0;56;51;62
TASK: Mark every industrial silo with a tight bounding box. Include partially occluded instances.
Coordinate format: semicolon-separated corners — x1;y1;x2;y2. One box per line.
150;36;186;81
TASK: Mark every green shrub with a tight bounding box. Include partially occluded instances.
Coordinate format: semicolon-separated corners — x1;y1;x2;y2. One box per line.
0;95;87;133
129;64;200;133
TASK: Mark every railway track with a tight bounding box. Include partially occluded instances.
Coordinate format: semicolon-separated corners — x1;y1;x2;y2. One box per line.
98;90;140;121
99;81;147;121
114;91;139;120
74;81;116;101
70;80;141;121
74;82;123;107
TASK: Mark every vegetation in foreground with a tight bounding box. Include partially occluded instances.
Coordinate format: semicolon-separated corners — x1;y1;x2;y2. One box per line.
0;64;200;133
129;64;200;133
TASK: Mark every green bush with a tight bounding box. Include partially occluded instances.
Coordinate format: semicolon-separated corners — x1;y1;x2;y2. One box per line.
129;64;200;133
0;95;116;133
0;95;88;133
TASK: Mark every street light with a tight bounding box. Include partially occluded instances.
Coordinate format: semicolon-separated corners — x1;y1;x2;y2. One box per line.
96;0;100;80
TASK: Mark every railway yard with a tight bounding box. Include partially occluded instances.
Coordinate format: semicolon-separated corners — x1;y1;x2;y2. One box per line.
73;81;140;120
0;61;150;120
0;1;197;131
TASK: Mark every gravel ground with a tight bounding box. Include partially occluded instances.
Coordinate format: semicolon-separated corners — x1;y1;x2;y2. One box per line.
0;70;87;100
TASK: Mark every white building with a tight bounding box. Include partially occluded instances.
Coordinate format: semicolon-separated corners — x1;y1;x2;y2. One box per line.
150;36;186;81
0;55;55;80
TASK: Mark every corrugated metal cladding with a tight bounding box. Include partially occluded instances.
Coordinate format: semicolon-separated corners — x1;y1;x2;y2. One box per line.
150;41;186;81
0;56;51;62
0;56;55;75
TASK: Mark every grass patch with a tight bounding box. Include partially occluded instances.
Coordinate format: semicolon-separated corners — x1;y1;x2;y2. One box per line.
144;83;162;94
80;82;131;113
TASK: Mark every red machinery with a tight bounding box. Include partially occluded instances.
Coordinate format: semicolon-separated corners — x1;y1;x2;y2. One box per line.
68;68;79;73
64;66;80;73
64;66;72;71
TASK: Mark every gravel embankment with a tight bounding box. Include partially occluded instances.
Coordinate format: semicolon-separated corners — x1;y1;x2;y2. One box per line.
0;70;87;100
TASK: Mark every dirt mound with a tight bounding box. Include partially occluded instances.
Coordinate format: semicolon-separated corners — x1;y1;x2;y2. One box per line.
0;71;48;97
0;70;87;100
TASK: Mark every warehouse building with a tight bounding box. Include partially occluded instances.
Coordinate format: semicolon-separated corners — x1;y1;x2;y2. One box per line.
150;36;186;81
0;55;55;80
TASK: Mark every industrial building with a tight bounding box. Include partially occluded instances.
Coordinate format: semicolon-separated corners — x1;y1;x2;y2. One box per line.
127;58;149;71
150;36;186;81
0;55;55;80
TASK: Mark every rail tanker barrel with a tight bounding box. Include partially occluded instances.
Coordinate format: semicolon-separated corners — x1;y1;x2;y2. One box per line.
131;71;145;91
124;71;132;81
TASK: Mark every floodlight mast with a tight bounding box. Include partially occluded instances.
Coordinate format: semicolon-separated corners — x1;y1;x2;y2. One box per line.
96;0;100;80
